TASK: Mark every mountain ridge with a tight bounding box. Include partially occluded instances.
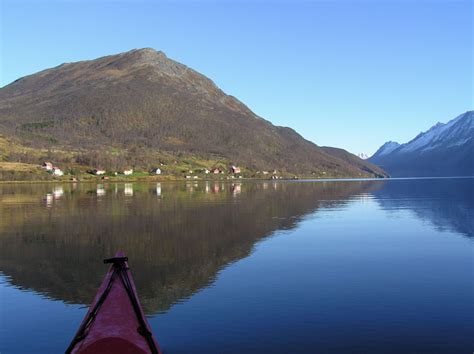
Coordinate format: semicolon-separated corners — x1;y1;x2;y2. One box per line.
371;141;401;159
0;48;387;178
369;111;473;177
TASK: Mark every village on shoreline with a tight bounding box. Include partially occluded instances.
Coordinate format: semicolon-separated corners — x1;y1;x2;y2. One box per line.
0;160;297;183
0;156;393;183
0;136;388;183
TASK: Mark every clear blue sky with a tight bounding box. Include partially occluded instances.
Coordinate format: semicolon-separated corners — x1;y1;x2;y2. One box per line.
1;0;472;155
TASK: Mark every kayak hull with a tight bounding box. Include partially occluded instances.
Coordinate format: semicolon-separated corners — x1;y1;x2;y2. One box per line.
75;337;149;354
67;252;161;354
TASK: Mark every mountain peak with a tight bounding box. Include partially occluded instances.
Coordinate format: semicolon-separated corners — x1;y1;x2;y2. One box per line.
357;153;370;160
0;49;388;178
125;47;167;60
134;47;163;54
370;141;400;159
369;111;474;176
101;48;188;77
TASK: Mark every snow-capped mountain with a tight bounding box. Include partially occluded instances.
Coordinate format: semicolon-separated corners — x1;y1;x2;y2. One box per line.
370;141;401;158
357;153;370;160
396;112;473;154
369;111;473;177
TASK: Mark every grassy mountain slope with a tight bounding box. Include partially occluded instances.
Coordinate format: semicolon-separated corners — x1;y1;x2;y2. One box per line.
0;48;388;177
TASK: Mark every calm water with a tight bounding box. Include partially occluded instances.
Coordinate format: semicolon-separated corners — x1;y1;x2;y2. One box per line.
0;178;473;353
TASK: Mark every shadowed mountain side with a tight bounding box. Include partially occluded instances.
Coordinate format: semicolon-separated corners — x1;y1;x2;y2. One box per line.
369;111;473;177
0;181;381;314
0;48;387;177
373;178;474;237
371;139;474;177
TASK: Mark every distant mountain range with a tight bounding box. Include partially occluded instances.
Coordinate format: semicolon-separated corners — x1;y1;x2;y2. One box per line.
357;153;370;160
0;48;387;178
369;111;473;177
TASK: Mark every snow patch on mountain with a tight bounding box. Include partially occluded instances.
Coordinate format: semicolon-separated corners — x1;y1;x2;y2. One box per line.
368;111;473;177
372;141;400;158
397;112;473;153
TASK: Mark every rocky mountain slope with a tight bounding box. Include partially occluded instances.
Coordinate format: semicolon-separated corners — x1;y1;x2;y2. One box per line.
370;111;473;177
0;48;387;177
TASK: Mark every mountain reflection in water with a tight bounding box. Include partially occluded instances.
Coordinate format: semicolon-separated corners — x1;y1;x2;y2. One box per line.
373;178;473;237
0;178;471;318
0;181;380;314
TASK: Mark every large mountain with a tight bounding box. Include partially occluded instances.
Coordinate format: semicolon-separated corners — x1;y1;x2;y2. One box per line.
369;111;473;177
0;48;386;177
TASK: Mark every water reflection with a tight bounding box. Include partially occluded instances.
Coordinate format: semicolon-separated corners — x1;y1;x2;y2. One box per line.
373;178;473;237
96;184;106;197
43;185;64;207
124;183;133;196
0;178;472;318
0;181;380;314
231;183;241;197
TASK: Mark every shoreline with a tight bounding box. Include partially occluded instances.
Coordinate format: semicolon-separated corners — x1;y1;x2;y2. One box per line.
0;175;385;184
1;175;472;185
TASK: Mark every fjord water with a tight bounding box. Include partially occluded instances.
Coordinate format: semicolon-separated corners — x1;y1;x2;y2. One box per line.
0;179;472;353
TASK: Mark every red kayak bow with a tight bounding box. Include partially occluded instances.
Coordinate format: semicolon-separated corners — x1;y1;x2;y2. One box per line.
66;252;162;354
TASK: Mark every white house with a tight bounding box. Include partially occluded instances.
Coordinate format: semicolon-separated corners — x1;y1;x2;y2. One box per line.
150;168;161;175
93;169;106;175
230;165;241;174
42;162;53;171
52;167;64;176
123;169;133;176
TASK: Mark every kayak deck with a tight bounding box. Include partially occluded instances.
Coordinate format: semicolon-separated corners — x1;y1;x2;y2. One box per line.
67;252;161;354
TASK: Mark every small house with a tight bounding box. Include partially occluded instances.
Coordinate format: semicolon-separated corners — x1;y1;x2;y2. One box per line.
229;165;241;174
211;168;221;174
150;168;162;175
93;169;106;175
123;169;133;176
42;162;53;171
52;167;64;176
